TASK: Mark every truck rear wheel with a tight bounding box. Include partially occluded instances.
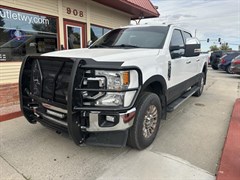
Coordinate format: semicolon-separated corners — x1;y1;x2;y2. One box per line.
127;92;161;150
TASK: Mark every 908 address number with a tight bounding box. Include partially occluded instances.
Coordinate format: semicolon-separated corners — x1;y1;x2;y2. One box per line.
67;7;84;17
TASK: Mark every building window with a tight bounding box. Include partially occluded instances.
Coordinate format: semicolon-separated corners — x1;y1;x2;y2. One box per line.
90;25;111;42
67;25;82;49
0;7;58;62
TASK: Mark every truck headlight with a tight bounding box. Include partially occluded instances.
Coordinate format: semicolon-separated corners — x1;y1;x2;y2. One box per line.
94;70;130;106
95;70;130;90
95;92;124;106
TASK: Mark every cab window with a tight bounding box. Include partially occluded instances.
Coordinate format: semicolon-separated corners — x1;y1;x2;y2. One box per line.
170;29;185;58
182;31;192;43
170;30;184;47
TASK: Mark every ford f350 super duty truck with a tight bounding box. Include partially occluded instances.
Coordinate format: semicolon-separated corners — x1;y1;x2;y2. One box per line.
19;24;207;149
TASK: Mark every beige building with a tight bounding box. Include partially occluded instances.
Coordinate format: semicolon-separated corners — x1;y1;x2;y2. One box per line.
0;0;158;108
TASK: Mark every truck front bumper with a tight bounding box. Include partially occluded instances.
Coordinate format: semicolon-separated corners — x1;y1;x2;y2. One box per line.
40;103;136;132
87;108;136;132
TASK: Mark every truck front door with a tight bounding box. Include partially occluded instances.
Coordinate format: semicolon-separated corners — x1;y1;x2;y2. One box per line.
168;29;194;103
182;31;198;77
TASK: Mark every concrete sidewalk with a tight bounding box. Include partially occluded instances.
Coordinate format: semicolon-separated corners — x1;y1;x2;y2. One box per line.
0;69;239;180
97;150;214;180
0;117;214;180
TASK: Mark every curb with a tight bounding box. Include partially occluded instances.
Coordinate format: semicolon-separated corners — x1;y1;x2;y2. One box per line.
0;111;22;122
216;98;240;180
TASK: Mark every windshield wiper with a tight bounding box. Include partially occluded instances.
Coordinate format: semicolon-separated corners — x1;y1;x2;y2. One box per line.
110;44;140;48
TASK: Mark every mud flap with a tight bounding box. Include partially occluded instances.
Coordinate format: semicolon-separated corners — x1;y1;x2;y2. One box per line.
85;130;129;148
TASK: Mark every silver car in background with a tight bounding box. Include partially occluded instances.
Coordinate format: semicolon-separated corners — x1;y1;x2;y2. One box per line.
230;55;240;75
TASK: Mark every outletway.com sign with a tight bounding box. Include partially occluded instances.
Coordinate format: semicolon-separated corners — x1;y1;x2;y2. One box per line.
0;9;50;25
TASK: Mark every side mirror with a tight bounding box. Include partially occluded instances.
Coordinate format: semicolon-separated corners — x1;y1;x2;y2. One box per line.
170;45;181;51
170;45;185;59
87;40;93;47
185;38;201;57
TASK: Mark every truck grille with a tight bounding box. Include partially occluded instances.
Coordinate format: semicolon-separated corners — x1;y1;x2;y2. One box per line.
28;56;104;109
31;58;73;104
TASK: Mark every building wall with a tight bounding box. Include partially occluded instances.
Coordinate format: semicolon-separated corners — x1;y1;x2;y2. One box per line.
89;1;130;28
62;0;87;22
0;0;130;46
0;0;131;107
0;0;59;16
0;62;21;84
0;62;21;107
0;0;131;85
0;0;60;88
0;83;19;107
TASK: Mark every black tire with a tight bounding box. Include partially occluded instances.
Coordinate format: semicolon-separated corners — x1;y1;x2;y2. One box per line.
193;73;205;97
127;92;161;150
211;65;218;70
226;65;233;74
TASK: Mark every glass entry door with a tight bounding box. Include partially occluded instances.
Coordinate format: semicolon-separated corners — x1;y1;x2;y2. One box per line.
64;21;86;49
67;25;82;49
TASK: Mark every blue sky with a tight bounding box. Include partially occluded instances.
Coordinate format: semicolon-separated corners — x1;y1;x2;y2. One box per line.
140;0;240;51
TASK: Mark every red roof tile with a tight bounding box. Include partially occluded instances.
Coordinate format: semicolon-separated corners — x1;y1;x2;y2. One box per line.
123;0;159;16
93;0;159;19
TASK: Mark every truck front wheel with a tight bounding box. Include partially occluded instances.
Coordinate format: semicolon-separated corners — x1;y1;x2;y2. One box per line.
193;72;205;97
127;92;161;150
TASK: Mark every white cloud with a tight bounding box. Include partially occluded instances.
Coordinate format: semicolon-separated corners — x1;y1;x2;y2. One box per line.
141;0;240;51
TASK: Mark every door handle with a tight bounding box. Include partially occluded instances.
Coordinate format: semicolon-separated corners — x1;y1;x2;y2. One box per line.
196;59;200;62
186;60;191;64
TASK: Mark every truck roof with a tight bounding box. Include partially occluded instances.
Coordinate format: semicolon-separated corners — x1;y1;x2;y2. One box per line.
121;23;191;34
123;23;169;28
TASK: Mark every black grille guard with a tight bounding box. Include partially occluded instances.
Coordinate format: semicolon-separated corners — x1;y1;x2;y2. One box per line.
19;56;142;144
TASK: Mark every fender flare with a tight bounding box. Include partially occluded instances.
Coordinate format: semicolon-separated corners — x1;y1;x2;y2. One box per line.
140;75;167;95
138;75;167;119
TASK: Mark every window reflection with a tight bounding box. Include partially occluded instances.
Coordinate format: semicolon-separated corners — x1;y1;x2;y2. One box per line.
91;25;111;43
0;8;57;62
67;26;81;49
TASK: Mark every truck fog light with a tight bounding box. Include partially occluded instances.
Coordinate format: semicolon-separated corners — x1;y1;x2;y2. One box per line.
99;114;119;127
106;115;115;122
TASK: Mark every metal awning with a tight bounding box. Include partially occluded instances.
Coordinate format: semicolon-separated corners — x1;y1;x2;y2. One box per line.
93;0;159;20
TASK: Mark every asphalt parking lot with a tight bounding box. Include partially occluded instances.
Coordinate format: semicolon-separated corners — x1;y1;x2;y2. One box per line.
1;68;239;180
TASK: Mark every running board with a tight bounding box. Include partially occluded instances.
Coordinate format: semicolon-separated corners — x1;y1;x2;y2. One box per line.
167;86;200;112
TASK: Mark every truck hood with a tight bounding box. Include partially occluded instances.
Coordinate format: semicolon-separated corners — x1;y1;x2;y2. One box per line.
42;48;160;62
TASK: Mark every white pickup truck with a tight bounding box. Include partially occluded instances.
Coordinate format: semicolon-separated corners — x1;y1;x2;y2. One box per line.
19;24;208;149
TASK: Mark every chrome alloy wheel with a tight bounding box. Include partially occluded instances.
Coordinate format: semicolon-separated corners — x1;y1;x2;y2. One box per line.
142;105;158;138
227;65;234;74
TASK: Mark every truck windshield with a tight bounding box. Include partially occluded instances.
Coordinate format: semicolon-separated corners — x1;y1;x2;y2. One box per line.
90;26;169;49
